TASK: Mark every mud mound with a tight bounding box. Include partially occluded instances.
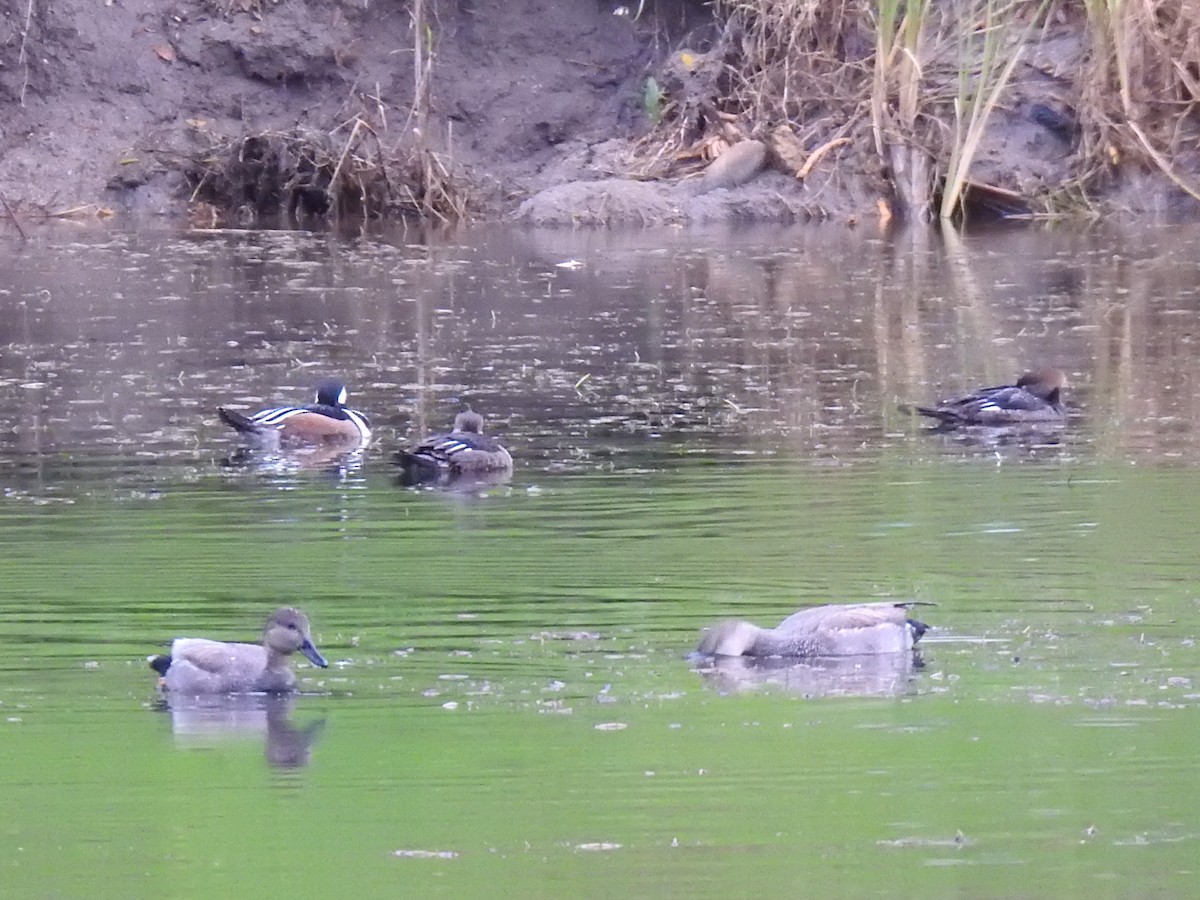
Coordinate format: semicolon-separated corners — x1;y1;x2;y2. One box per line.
514;179;682;227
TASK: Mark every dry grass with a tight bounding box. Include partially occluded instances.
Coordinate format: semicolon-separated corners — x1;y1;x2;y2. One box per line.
184;118;474;225
654;0;1200;219
184;0;474;225
873;0;933;217
1080;0;1200;203
940;0;1051;219
717;0;873;120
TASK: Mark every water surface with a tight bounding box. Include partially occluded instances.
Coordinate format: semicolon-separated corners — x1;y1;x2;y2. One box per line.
2;222;1200;898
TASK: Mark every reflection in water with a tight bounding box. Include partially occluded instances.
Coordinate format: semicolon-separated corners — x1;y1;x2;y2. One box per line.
4;223;1200;475
694;652;923;698
393;463;513;493
221;443;367;478
5;226;1200;899
156;693;326;770
912;418;1067;449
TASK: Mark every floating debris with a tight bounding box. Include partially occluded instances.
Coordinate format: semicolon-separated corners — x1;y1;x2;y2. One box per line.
878;831;971;849
393;849;459;860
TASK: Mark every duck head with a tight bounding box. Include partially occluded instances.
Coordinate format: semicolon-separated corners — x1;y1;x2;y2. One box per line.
1016;368;1067;403
264;607;328;668
454;410;485;434
695;620;761;657
313;378;349;408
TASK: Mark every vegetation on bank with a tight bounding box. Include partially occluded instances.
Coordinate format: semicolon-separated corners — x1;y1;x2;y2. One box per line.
186;0;475;226
182;0;1199;225
664;0;1200;221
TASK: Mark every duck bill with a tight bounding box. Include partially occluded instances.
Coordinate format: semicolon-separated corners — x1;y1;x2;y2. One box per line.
300;639;328;668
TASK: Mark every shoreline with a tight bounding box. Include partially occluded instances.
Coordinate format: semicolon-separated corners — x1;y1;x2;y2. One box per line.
2;0;1196;228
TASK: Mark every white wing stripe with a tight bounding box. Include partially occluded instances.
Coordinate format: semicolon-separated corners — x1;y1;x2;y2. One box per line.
247;405;370;440
250;407;309;425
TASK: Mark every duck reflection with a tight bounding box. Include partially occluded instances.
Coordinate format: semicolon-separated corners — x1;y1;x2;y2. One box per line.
154;693;326;770
693;651;923;698
394;465;513;492
914;421;1070;463
220;443;366;477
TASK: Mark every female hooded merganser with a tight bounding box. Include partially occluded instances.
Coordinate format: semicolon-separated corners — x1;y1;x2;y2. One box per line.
148;607;329;694
396;409;513;482
911;368;1067;426
217;378;371;447
695;601;930;658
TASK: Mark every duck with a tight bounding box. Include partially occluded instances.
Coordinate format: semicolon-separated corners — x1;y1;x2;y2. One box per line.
217;378;371;447
695;601;929;658
148;607;329;694
908;368;1067;427
396;409;513;482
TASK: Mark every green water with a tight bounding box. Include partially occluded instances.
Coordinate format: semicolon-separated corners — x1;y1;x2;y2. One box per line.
3;457;1199;898
3;223;1200;898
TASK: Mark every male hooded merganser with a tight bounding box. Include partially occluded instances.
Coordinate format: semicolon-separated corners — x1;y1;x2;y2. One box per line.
910;368;1067;426
148;607;329;694
217;378;371;447
396;409;513;482
695;601;930;658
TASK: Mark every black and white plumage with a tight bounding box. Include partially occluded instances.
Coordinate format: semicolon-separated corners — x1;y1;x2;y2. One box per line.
396;410;513;484
909;368;1067;427
217;378;371;447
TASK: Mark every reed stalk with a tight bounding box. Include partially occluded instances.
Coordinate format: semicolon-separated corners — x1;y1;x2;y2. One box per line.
18;0;35;106
1077;0;1200;205
940;0;1049;221
872;0;932;219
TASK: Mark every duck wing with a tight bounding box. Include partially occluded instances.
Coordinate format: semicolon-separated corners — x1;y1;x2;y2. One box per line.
974;385;1049;412
400;430;505;467
774;602;910;635
914;383;1012;421
218;406;265;434
219;404;310;435
172;638;261;673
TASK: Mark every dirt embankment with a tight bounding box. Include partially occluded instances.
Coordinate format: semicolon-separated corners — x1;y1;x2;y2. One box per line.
0;0;1197;227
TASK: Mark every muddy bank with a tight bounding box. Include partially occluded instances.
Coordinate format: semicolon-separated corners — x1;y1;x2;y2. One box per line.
0;0;1197;227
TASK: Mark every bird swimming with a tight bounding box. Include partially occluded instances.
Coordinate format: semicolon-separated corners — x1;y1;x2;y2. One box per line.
148;607;328;694
217;378;371;447
396;409;513;484
907;368;1067;427
695;601;930;658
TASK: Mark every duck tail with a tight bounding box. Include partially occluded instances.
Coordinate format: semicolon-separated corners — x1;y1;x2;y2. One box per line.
906;618;929;644
394;450;447;486
899;402;958;423
147;653;172;676
217;406;262;434
914;405;959;422
395;450;445;472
